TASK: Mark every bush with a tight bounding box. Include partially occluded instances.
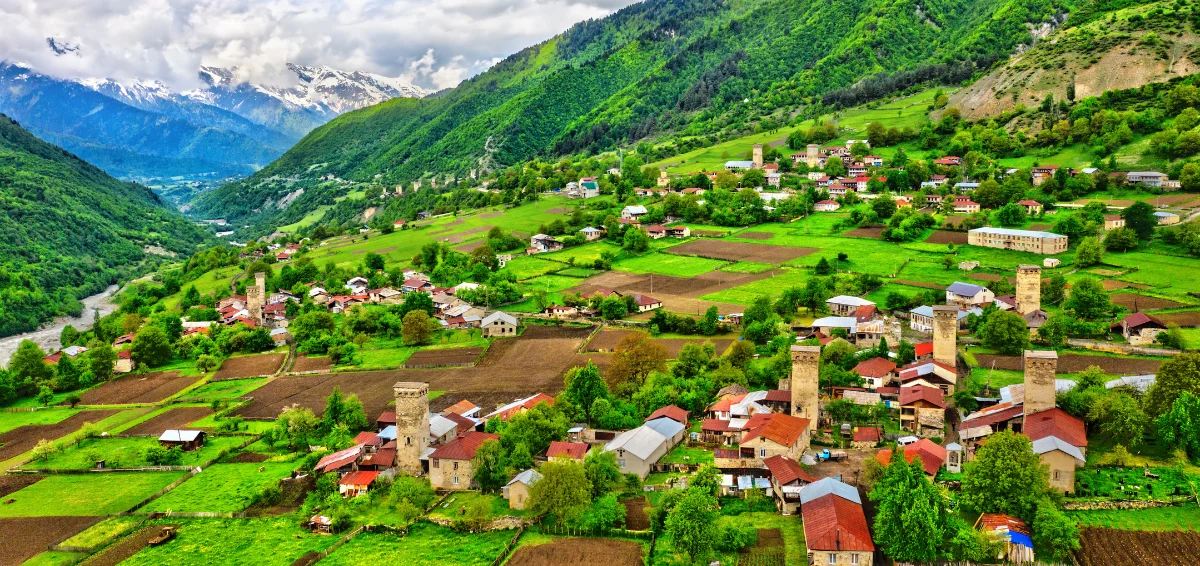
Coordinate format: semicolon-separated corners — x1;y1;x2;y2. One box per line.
143;445;184;466
716;524;758;551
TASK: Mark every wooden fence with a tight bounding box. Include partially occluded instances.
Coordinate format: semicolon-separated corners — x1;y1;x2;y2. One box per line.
488;525;527;566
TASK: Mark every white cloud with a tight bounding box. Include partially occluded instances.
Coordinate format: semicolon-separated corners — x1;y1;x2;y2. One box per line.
0;0;640;90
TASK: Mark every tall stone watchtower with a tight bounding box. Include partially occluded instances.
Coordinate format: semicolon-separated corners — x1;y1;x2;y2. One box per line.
806;144;820;168
246;272;266;325
753;143;764;168
393;382;430;475
932;305;959;370
1023;351;1058;416
1016;264;1042;315
790;345;821;432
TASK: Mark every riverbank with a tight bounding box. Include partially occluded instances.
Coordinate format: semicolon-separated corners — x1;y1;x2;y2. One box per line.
0;285;121;366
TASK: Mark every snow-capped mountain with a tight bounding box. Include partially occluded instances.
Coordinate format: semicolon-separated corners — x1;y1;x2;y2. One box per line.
286;63;429;114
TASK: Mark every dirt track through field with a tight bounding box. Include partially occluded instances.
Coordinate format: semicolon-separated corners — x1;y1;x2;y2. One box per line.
0;516;101;565
505;537;644;566
0;410;120;462
120;407;214;436
213;353;286;380
974;354;1162;375
666;239;816;263
236;327;605;420
81;372;200;405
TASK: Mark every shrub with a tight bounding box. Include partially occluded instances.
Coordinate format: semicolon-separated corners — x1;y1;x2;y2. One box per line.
716;524;758;551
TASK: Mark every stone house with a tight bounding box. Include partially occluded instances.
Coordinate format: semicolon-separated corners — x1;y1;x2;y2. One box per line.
428;431;499;490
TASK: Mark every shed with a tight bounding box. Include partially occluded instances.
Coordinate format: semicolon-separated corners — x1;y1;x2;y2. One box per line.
159;430;206;451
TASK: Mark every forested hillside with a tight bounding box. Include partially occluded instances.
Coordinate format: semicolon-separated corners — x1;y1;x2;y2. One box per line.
195;0;1070;226
0;115;213;336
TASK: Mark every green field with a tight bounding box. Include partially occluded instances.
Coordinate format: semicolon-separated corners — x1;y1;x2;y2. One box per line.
0;472;186;516
1069;505;1200;531
320;523;514;566
520;274;589;294
278;204;332;233
613;252;728;278
120;518;340;566
60;516;145;549
344;332;490;370
540;240;621;265
501;256;564;280
427;492;526;522
142;462;297;513
22;551;81;566
33;435;245;470
700;268;808;305
0;408;80;433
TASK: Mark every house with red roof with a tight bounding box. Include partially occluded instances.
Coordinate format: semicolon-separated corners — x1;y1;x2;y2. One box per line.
899;385;945;436
1111;312;1167;343
801;477;875;565
763;455;818;514
875;438;947;477
1024;408;1087;493
338;470;380;497
645;405;689;425
315;445;363;474
629;293;663;312
1018;199;1044;215
115;349;134;373
429;431;500;490
740;413;812;462
645;225;666;239
546;441;589;461
975;514;1035;563
814;200;841;212
851;427;880;449
852;357;896;389
913;341;933;361
483;393;554;422
933;155;961;167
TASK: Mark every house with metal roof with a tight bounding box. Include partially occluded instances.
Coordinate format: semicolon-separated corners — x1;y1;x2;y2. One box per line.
975;513;1035;564
604;422;681;479
826;295;875;316
1031;436;1085;493
481;311;519;337
503;469;542;510
945;282;995;308
159;430;206;451
968;227;1068;254
764;455;818;515
801;477;875;565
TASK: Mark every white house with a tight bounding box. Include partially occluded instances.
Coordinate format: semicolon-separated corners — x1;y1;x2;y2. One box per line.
945;282;995;308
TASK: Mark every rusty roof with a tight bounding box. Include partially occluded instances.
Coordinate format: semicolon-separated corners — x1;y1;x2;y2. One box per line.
1024;408;1087;447
428;431;499;461
764;455;817;486
741;413;810;448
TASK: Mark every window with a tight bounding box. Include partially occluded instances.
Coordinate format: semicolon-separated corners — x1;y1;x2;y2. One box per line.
759;448;767;458
828;553;837;564
452;476;459;485
618;459;626;469
850;554;859;564
1053;470;1061;481
453;461;459;471
405;436;411;446
433;459;439;468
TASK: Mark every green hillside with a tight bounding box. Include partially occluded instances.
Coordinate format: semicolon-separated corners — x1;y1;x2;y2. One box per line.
194;0;1070;227
0;115;213;336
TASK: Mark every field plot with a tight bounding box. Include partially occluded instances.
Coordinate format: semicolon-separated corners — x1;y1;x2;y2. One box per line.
569;269;771;314
61;516;145;550
738;231;774;240
973;353;1163;375
843;227;886;239
142;462;296;513
506;537;645;566
238;328;596;420
0;516;101;565
80;523;178;566
623;495;651;530
175;378;268;401
664;240;816;263
1110;293;1190;311
319;524;513;566
119;407;214;436
585;330;732;357
0;410;120;462
924;230;969;245
80;372;201;405
1071;505;1200;531
0;474;42;497
1156;310;1200;327
33;435;244;471
118;518;338;566
739;528;785;566
212;353;286;380
0;472;186;517
612;253;728;278
404;347;484;368
1103;280;1152;291
290;355;332;373
1075;527;1200;566
0;408;80;434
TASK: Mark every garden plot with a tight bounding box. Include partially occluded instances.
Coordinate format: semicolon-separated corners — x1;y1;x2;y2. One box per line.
142;462;297;514
119;407;214;436
974;354;1162;375
569;270;771;314
1109;293;1190;311
319;524;513;566
0;516;101;565
118;518;339;566
622;496;651;530
0;473;186;517
290;355;332;373
664;240;817;263
843;227;886;239
80;372;201;405
212;353;286;380
1156;310;1200;327
31;435;244;471
585;330;732;357
1103;280;1152;291
1075;527;1200;566
404;347;485;368
0;474;42;497
923;230;969;245
506;537;645;566
0;410;120;462
738;231;774;240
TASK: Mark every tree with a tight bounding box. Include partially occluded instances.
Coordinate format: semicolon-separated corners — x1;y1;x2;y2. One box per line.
55;354;81;392
1089;391;1147;448
995;203;1026;226
563;362;608;423
1064;277;1110;320
1104;227;1139;251
814;257;833;275
622;227;650;252
131;325;173;368
364;252;386;271
699;306;719;335
273;404;320;450
871;456;952;562
1043;274;1067;305
1122;201;1157;240
36;385;54;407
1147;353;1200;416
530;458;591;524
1033;499;1080;562
583;448;622;499
401;310;435;346
607;332;668;392
873;198;898;219
9;340;53;391
150;313;183;344
1075;237;1104;267
472;439;509;492
579;493;627;530
978;310;1030;355
1156;391;1200;458
666;489;720;564
959;431;1049;523
66;393;81;408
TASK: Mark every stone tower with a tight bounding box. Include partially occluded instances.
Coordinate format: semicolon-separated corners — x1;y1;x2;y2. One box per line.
790;345;820;432
753;143;764;168
657;168;669;187
1023;351;1058;416
806;144;820;168
393;382;430;475
246;272;265;325
1016;265;1042;315
932;305;958;370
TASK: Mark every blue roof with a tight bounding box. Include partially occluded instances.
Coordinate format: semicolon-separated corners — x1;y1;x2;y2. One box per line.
946;282;986;296
644;417;685;439
378;426;397;440
1008;531;1034;549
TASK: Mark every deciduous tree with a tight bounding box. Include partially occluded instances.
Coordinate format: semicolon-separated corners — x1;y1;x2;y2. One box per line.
531;458;591;524
959;430;1049;523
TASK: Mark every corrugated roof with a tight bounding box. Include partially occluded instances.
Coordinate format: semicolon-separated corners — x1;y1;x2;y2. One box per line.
969;227;1065;239
644;418;685;440
429;431;499;461
506;468;543;487
741;413;810;448
1031;436;1085;463
1024;408;1087;447
339;470;380;487
900;385;945;408
645;405;689;424
546;441;588;460
853;357;896;378
947;282;986;296
764;455;817;485
801;477;862;504
605;426;670;460
159;430;203;443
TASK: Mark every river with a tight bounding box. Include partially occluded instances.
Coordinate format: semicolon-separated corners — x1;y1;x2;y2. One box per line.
0;285;121;367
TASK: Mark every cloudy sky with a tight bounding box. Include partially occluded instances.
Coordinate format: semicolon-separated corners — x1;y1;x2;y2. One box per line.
0;0;640;91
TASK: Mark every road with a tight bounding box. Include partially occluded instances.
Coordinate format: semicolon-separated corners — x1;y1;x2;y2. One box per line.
0;285;121;366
